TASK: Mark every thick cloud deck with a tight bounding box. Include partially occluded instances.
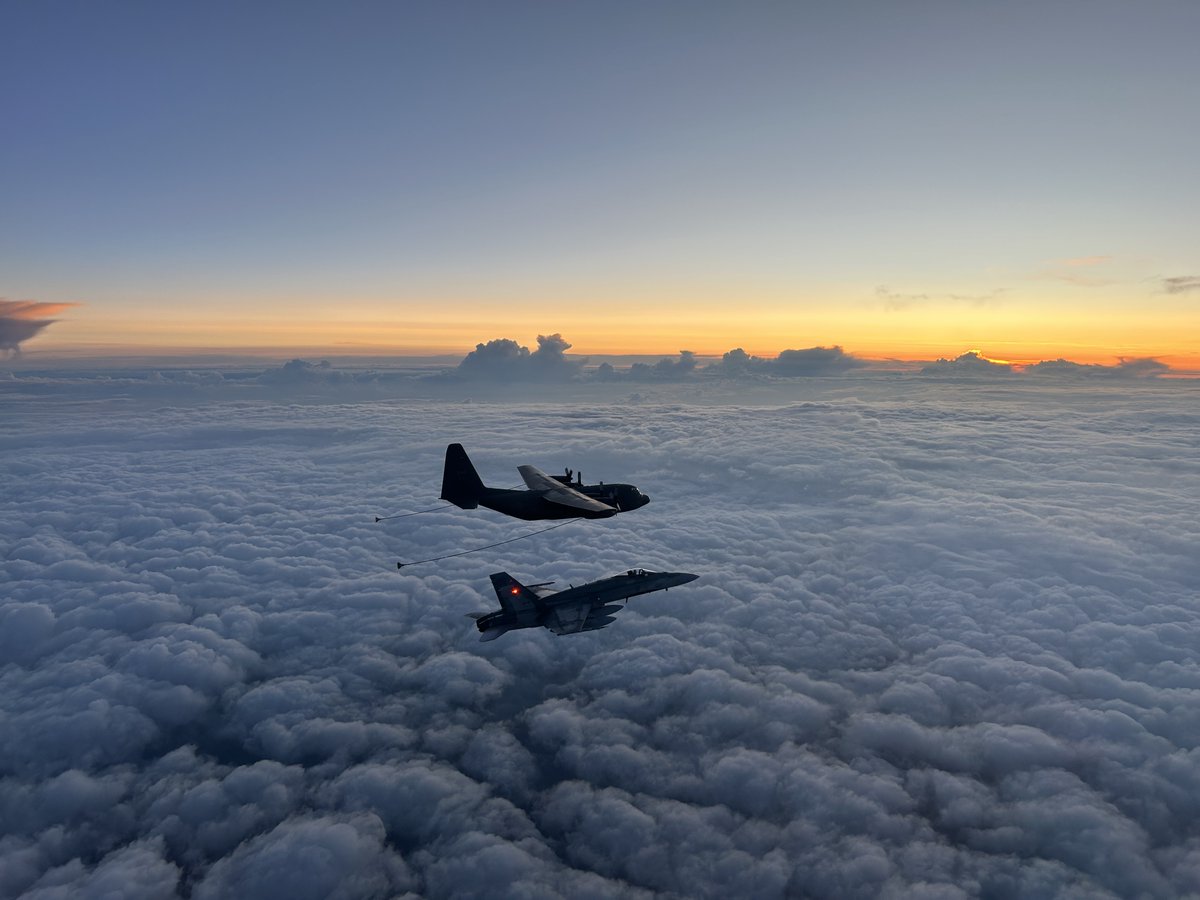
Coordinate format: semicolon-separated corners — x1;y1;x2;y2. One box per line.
2;379;1199;898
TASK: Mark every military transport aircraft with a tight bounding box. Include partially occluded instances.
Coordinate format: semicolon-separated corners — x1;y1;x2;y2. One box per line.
440;443;650;521
467;568;699;641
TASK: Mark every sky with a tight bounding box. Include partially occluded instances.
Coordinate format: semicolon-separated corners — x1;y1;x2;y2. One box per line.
2;1;1197;364
3;371;1199;897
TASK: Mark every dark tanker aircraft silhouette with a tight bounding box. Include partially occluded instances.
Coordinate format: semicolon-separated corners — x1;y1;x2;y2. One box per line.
439;443;650;521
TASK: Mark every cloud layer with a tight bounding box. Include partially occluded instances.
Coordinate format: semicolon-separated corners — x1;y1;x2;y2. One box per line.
2;378;1199;897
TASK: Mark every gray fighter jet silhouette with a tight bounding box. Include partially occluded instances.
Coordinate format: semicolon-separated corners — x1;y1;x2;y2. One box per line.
440;443;649;521
468;569;699;641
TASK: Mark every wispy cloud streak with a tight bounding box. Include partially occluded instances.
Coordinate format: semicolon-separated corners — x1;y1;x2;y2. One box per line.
0;300;78;355
1162;276;1200;294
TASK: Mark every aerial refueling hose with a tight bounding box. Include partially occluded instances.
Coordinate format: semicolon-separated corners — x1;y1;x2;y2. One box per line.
375;504;452;521
394;518;580;569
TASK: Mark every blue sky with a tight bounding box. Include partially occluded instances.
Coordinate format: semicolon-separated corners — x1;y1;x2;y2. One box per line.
2;2;1197;358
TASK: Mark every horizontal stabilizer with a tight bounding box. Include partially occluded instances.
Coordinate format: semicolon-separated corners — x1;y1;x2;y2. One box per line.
479;626;509;642
465;612;487;620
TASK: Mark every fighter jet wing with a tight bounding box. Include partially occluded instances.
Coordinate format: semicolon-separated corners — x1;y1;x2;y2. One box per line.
547;603;590;635
546;602;624;635
517;465;616;514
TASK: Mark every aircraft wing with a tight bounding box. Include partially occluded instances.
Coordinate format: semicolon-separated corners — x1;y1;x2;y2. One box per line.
517;465;615;514
547;602;590;635
546;602;624;635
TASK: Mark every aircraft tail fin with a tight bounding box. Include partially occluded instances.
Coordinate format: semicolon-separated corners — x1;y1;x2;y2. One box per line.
441;443;485;509
490;572;543;618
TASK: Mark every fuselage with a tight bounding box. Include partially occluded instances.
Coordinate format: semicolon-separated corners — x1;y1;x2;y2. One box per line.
548;570;698;607
439;443;650;521
478;483;648;521
475;570;698;634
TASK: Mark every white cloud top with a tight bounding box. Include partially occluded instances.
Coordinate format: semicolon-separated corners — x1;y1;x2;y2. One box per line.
2;375;1198;897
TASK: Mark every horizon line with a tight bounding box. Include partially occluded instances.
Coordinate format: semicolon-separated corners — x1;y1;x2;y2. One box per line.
11;341;1197;367
8;344;1200;376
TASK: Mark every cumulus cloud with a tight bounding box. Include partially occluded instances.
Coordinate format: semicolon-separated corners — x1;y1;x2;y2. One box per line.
258;358;345;384
446;337;858;384
1113;357;1172;378
2;368;1199;897
192;815;412;899
627;350;698;381
1028;357;1171;379
921;350;1014;377
773;346;864;376
0;300;77;356
716;347;757;375
711;346;864;377
450;333;585;382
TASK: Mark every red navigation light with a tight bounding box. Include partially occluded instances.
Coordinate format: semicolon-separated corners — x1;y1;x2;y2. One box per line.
511;587;520;595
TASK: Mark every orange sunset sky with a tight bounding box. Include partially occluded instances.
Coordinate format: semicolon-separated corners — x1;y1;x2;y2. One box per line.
3;5;1197;369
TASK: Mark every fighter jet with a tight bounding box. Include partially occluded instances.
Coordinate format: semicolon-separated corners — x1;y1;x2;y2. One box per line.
468;568;699;641
440;443;650;521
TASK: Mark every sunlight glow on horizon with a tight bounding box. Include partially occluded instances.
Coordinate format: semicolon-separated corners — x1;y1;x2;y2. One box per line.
4;5;1197;372
21;298;1198;370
